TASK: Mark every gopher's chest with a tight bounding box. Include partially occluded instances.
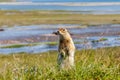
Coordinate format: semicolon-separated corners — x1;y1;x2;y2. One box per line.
58;40;74;52
59;40;68;48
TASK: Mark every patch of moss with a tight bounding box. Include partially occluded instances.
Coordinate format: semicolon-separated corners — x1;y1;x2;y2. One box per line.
92;38;108;43
0;42;58;49
1;44;37;48
46;42;57;46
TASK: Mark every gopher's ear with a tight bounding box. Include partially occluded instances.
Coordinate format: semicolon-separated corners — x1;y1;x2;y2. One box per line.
59;28;67;31
52;32;58;35
61;28;67;32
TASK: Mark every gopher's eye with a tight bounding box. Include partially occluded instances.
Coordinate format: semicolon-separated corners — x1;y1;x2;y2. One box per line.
62;29;65;31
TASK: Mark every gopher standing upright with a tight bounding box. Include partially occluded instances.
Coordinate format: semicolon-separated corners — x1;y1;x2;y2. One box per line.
53;28;75;70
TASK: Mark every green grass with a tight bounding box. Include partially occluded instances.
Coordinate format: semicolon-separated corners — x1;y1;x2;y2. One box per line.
45;42;57;46
0;10;120;27
1;44;37;48
0;47;120;80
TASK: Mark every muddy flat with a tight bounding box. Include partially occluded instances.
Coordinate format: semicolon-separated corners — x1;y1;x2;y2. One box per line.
0;24;120;43
0;24;120;54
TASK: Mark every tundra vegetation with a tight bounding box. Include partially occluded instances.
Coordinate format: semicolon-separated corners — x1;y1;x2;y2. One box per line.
0;47;120;80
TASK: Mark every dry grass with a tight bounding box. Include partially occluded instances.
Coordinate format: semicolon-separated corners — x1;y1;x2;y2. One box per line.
0;10;120;27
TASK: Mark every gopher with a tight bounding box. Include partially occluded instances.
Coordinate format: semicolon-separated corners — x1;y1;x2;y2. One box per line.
53;28;75;70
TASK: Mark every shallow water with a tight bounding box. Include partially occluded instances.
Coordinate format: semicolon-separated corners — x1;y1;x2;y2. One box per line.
0;36;120;54
0;24;120;54
0;24;79;40
1;24;120;40
1;3;120;14
0;2;120;14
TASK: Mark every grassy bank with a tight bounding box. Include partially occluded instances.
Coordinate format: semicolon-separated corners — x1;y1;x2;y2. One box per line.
0;10;120;27
0;47;120;80
0;42;57;48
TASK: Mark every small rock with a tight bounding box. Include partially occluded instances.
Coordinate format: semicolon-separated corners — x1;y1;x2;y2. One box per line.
0;29;4;31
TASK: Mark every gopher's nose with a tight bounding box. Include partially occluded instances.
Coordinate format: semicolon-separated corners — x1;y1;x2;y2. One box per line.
57;31;59;33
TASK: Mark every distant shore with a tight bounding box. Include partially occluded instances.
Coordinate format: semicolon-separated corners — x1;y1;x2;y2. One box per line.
0;2;120;6
0;10;120;27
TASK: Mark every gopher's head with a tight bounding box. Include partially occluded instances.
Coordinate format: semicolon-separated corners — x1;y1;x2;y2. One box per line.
53;28;68;35
53;28;73;39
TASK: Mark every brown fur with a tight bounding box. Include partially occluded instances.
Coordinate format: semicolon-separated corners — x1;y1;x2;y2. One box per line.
53;28;75;70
